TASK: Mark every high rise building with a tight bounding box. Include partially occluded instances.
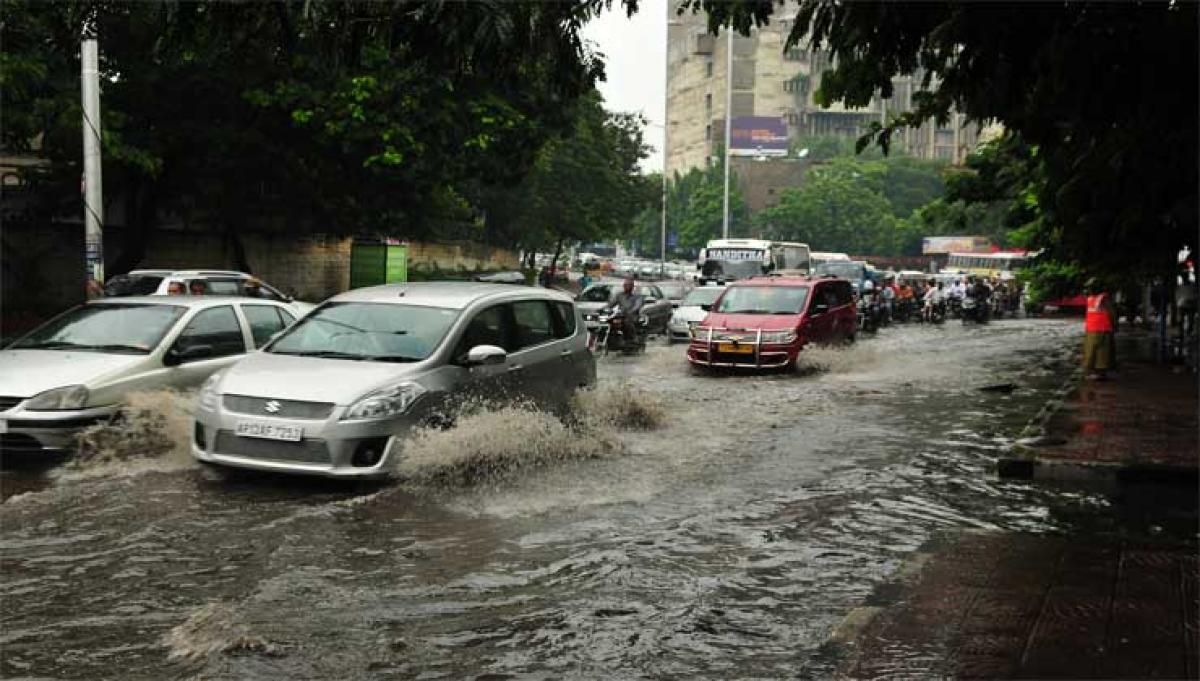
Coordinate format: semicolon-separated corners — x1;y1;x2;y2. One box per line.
665;4;984;179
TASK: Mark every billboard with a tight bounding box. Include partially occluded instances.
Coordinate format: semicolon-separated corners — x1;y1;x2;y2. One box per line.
922;236;993;255
730;116;789;157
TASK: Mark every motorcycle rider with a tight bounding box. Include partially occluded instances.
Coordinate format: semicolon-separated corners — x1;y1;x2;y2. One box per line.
923;280;945;322
967;276;992;322
608;276;645;349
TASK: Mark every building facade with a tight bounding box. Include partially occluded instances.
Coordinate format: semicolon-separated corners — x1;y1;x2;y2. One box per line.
665;4;983;178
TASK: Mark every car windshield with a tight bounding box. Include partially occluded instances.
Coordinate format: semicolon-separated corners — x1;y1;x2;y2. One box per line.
657;283;687;299
701;259;763;280
266;302;459;362
815;262;866;280
715;286;809;315
12;303;185;354
682;288;724;307
578;285;612;303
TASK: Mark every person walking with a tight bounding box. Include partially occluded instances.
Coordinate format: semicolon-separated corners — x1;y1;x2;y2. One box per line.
1083;277;1117;380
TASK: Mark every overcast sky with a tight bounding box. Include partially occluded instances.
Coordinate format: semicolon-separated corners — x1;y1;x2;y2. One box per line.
582;1;667;174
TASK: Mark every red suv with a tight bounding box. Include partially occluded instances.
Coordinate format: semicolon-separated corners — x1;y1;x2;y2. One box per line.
686;276;857;370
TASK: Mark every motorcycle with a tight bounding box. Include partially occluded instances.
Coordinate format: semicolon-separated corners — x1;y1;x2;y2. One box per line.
961;296;990;325
947;294;963;320
857;295;882;334
921;299;946;324
587;306;648;355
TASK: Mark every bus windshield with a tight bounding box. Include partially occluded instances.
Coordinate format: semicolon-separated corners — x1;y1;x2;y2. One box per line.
701;259;763;281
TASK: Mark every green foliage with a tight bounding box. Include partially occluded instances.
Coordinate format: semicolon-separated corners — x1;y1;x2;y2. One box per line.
681;0;1198;278
2;0;637;270
1019;260;1085;306
492;92;653;255
789;135;882;162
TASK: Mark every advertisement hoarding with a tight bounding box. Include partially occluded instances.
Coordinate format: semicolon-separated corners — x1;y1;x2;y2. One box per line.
730;116;789;157
921;236;993;255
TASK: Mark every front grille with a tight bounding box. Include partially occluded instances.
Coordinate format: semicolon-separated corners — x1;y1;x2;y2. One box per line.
0;396;26;412
222;395;334;420
213;430;330;464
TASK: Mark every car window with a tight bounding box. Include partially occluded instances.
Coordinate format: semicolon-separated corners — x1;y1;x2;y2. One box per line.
550;302;577;339
578;285;611;303
278;308;296;325
173;306;246;360
205;279;242;296
512;300;555;350
270;303;458;361
13;303;184;354
103;274;163;297
454;304;512;359
682;288;723;306
242;304;289;347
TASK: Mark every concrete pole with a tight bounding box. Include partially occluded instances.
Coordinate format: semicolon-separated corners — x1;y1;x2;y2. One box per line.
661;31;669;277
721;27;733;239
81;37;104;297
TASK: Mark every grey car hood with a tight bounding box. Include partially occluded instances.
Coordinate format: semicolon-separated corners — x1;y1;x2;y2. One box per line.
217;351;426;405
0;349;144;397
672;305;709;323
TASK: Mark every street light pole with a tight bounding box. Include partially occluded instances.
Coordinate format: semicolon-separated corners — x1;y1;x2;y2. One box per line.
721;27;733;239
81;34;104;298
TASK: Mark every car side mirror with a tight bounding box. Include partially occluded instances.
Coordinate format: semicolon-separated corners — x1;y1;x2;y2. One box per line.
465;344;507;366
164;343;214;366
700;304;712;312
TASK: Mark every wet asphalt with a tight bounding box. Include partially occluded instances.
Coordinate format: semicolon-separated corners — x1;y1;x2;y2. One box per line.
1;318;1188;679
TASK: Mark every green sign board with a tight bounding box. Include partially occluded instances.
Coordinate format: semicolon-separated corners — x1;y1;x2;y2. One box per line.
350;242;407;289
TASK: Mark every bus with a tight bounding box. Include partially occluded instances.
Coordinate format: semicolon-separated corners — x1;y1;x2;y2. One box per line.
945;251;1035;279
696;239;811;284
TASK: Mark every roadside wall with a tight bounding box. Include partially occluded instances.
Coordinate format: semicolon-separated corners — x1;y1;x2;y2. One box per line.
0;221;518;332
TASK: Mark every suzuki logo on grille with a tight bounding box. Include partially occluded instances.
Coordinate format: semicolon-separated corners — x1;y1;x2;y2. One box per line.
263;400;282;414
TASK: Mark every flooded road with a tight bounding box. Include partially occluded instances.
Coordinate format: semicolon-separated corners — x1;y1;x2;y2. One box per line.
0;319;1187;678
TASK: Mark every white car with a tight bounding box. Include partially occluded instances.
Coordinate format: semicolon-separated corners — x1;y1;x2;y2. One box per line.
104;269;316;318
0;297;299;454
666;286;726;343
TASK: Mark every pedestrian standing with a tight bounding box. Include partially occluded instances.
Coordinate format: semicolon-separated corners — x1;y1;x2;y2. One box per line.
1083;278;1117;380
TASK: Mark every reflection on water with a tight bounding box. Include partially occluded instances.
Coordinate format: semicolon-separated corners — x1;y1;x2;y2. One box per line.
1;319;1191;679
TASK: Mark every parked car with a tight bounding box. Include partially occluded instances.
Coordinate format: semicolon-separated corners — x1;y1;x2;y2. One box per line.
473;271;527;285
104;269;315;317
655;280;692;308
667;286;725;343
0;297;299;454
687;276;856;370
192;282;595;478
574;281;673;334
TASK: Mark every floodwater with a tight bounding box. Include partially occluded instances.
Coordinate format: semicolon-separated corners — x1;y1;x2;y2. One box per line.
0;318;1188;679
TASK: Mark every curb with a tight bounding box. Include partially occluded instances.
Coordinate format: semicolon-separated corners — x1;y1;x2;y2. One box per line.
996;368;1197;485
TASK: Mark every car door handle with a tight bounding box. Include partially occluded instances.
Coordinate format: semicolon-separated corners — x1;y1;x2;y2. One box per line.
559;349;573;360
508;364;524;372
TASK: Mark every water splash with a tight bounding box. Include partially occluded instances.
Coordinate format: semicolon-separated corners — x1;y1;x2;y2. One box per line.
163;601;278;661
572;382;667;431
59;389;197;481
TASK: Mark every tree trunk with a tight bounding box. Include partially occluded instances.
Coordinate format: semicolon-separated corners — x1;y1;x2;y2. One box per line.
109;180;157;276
550;235;564;281
225;229;252;273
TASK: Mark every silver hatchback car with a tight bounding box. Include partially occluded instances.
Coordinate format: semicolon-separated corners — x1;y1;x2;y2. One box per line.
192;282;596;478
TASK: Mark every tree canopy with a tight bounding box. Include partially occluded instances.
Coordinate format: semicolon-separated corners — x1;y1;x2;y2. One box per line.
683;0;1198;277
1;0;639;272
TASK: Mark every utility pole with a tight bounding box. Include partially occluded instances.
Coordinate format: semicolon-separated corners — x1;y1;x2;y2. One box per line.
721;27;733;239
81;35;104;297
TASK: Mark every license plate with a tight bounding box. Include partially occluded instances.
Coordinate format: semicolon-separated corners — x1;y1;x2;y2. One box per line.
717;342;754;354
235;420;303;442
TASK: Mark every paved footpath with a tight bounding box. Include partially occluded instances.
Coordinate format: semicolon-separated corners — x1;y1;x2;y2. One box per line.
836;532;1198;679
836;343;1199;679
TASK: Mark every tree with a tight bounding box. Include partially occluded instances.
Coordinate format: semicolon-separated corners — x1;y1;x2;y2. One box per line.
683;1;1198;278
2;0;637;273
756;167;898;255
497;92;654;267
668;164;750;253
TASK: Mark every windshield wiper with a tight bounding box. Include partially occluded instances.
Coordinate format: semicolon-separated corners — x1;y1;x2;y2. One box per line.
366;354;420;363
17;341;146;353
271;350;368;360
726;309;770;314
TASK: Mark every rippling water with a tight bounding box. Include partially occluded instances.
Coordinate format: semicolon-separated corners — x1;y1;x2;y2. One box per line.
2;318;1183;679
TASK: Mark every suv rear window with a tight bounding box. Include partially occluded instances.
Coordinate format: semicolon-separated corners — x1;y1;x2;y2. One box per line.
104;275;163;296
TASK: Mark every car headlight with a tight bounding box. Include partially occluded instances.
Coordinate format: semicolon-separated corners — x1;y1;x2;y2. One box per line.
760;330;796;344
26;385;89;411
341;382;427;421
670;315;682;326
199;372;224;410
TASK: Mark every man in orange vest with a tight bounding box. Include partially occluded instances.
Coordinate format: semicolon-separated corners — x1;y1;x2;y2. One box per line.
1083;278;1117;380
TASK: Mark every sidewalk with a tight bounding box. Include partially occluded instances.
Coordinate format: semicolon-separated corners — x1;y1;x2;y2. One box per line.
998;343;1198;484
833;532;1198;679
830;338;1199;678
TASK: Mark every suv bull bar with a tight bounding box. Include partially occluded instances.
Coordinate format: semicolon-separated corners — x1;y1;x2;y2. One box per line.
688;326;792;369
